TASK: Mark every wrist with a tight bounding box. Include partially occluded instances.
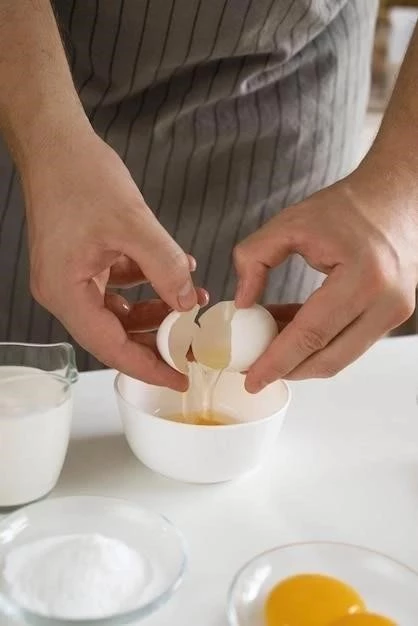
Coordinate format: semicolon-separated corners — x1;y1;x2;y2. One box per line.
354;144;418;215
3;100;92;177
343;155;418;269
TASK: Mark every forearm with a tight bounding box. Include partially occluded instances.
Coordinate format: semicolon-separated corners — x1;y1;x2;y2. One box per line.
363;24;418;198
0;0;90;173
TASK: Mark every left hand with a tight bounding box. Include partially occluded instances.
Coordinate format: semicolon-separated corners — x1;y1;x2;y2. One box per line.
234;166;418;392
96;253;208;360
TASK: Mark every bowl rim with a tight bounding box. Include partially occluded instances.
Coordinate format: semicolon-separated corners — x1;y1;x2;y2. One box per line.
226;540;418;626
114;372;291;430
0;495;188;626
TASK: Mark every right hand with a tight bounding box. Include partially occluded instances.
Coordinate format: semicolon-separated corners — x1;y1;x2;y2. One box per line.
23;126;202;390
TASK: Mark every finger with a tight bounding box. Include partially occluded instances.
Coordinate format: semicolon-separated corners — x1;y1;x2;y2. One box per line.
126;288;208;332
285;305;389;381
265;303;302;325
108;254;197;289
119;212;198;311
109;288;209;333
129;332;158;351
233;216;294;308
104;292;131;319
245;271;367;392
125;300;172;332
108;256;147;288
196;287;209;307
60;280;188;391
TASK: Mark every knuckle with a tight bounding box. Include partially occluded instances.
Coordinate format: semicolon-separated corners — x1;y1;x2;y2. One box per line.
165;248;190;283
389;291;415;325
297;326;328;354
233;243;246;267
366;257;390;292
30;269;49;306
316;358;340;378
365;248;400;294
232;243;244;265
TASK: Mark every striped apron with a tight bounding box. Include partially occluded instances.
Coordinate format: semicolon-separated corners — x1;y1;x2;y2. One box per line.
0;0;378;370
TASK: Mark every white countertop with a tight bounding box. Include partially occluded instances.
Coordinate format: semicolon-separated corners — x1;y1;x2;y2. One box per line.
36;335;417;625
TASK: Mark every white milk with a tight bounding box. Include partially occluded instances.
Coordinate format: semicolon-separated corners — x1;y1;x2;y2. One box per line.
0;366;73;507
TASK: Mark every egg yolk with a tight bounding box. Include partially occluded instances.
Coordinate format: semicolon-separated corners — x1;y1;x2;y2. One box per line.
164;409;235;426
264;574;366;626
330;614;396;625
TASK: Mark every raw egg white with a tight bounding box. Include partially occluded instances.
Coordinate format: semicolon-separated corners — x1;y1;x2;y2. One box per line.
156;301;277;373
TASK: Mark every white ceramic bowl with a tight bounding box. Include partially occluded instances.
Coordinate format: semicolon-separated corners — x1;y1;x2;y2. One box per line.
115;371;290;484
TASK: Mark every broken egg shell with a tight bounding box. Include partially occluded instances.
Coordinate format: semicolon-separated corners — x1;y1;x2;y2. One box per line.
229;304;278;372
191;301;235;370
156;301;278;375
156;305;200;374
192;301;278;372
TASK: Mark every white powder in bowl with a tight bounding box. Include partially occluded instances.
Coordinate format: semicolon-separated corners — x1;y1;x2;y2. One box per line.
3;533;148;619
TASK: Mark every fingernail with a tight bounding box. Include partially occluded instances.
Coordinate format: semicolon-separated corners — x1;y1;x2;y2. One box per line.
188;256;197;272
178;280;197;310
199;290;209;306
246;379;267;394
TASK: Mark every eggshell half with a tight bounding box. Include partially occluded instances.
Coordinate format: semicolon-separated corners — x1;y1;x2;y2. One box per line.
229;304;278;371
192;301;235;370
156;305;200;374
156;301;278;374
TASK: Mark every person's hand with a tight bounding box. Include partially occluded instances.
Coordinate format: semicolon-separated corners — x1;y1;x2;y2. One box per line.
23;126;205;390
234;165;418;392
102;264;208;352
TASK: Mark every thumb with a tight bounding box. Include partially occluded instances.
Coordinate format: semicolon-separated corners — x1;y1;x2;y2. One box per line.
119;207;198;311
233;214;294;307
60;281;188;390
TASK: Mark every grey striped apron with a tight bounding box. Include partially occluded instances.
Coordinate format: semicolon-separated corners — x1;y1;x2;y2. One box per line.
0;0;378;371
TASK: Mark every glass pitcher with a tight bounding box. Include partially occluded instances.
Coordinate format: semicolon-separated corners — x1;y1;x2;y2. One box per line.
0;343;78;509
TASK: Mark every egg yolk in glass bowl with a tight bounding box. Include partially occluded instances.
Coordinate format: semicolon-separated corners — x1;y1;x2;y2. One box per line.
264;574;365;626
264;574;396;626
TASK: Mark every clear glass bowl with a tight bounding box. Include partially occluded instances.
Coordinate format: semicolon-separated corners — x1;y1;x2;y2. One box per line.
0;496;187;625
227;541;418;626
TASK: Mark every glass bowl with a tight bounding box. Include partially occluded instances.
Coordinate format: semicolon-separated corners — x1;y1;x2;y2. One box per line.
227;541;418;626
0;496;187;625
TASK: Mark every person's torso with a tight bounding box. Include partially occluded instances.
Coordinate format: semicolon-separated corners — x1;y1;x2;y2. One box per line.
53;0;354;110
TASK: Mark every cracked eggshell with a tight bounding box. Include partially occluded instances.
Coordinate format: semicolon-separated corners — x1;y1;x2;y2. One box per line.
191;301;278;372
157;301;278;374
191;301;235;370
156;305;200;374
229;304;278;371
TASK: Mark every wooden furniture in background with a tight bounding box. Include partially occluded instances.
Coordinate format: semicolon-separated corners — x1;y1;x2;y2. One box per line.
371;0;418;110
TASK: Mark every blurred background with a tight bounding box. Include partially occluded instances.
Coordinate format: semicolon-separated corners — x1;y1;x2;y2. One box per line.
364;0;418;335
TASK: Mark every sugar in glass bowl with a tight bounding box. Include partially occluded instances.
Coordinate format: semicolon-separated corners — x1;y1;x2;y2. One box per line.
0;496;187;625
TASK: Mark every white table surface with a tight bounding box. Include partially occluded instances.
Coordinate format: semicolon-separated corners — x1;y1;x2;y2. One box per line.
5;336;418;625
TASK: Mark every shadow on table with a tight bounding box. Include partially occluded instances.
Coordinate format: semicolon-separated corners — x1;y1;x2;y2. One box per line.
57;433;228;509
